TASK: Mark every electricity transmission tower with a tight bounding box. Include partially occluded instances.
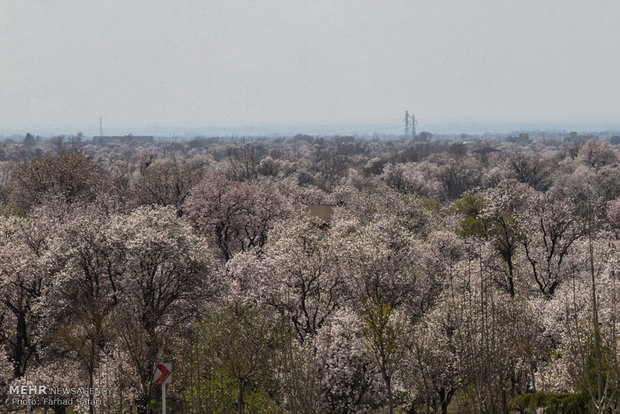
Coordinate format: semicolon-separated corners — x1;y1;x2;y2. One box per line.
404;111;417;140
404;111;410;138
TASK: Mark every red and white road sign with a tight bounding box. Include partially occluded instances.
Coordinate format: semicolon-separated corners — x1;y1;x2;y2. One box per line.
154;363;173;384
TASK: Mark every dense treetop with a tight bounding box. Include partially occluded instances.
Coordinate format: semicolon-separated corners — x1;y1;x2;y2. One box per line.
0;133;618;413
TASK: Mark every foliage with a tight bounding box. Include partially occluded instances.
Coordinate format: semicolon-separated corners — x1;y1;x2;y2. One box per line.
363;303;407;414
451;191;486;238
184;174;291;261
10;151;102;212
511;342;620;413
0;135;618;413
178;306;283;413
510;391;586;414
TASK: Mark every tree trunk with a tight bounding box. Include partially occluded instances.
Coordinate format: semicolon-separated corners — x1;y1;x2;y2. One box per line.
507;258;515;298
88;340;96;414
439;388;454;414
386;376;394;414
13;310;27;377
136;396;151;414
237;379;245;414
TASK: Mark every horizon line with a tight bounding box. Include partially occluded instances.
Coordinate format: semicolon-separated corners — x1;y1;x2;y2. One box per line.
2;118;620;138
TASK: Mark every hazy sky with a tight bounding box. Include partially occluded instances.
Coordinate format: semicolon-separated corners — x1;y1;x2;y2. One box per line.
1;0;619;135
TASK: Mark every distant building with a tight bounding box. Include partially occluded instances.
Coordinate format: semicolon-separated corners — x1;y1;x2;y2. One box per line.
92;135;154;146
305;204;335;222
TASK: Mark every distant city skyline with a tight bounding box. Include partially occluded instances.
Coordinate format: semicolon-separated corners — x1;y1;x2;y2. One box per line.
1;1;619;134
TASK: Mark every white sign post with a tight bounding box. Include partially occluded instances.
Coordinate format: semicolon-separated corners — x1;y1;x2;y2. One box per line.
154;363;173;414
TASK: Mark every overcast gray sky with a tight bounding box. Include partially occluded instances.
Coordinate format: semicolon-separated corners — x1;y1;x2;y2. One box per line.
1;0;619;135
